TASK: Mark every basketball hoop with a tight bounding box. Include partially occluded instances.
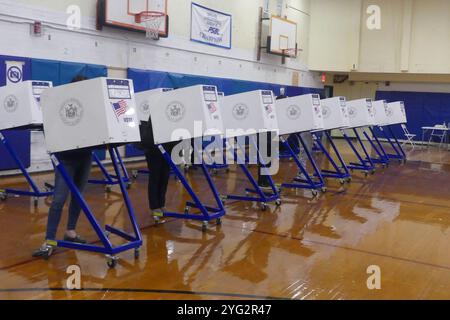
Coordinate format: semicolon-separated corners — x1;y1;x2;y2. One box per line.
135;11;166;40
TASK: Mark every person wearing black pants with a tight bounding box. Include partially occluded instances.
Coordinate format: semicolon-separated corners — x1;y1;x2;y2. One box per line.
139;116;177;218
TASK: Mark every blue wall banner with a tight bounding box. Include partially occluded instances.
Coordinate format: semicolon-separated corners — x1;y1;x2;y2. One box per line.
191;3;232;49
0;55;32;171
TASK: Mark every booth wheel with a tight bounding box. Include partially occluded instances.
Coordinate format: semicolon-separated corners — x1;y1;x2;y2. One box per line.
216;218;222;226
0;192;7;201
33;197;39;207
321;187;328;193
339;179;346;185
105;186;112;193
153;216;161;226
202;221;208;232
132;170;139;180
275;199;282;207
261;203;268;211
312;190;319;198
184;206;190;214
126;182;132;190
106;255;118;269
346;177;352;183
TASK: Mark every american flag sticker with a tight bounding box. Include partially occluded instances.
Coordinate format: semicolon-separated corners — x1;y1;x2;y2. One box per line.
111;100;128;121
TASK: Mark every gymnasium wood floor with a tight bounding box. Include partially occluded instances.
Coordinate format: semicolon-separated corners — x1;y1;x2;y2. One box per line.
0;140;449;300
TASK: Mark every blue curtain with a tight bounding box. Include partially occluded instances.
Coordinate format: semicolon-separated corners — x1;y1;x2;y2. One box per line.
0;55;32;171
375;91;450;141
125;68;324;157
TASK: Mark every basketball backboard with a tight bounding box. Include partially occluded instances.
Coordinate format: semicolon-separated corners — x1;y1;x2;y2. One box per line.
268;16;297;57
97;0;169;38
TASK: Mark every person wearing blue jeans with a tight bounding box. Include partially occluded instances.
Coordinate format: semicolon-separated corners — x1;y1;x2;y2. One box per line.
33;75;93;259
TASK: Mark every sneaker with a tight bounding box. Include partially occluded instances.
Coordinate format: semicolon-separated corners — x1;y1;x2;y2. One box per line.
32;242;55;260
152;208;164;217
63;235;87;244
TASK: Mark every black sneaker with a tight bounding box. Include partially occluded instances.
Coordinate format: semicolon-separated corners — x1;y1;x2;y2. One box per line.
64;235;87;244
32;243;54;260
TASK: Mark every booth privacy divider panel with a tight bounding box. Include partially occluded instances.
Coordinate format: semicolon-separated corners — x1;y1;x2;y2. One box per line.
126;68;324;157
0;55;32;171
31;59;108;160
375;90;450;141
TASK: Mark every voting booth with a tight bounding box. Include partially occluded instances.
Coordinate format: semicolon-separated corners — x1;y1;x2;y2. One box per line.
0;81;52;130
135;85;226;230
386;101;407;125
274;94;326;195
40;78;142;267
346;98;376;129
41;78;141;153
275;94;324;135
135;88;173;123
221;90;279;137
0;81;54;205
341;99;378;174
372;100;390;126
320;96;350;130
146;85;224;144
220;90;281;209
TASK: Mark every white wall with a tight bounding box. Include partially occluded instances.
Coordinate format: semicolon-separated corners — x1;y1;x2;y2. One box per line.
0;0;323;176
308;0;450;74
0;0;323;87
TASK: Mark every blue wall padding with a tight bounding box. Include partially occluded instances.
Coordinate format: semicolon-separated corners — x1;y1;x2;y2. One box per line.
0;55;32;170
125;68;325;158
375;90;450;141
31;58;108;160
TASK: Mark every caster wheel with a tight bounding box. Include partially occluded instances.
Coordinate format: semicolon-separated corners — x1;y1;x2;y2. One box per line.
0;193;7;201
105;186;112;193
132;171;138;180
216;218;222;226
134;248;140;259
202;222;208;232
104;231;111;238
275;199;282;207
364;172;369;177
33;198;39;207
212;169;218;175
184;207;190;214
339;179;345;185
126;182;132;190
106;256;118;269
261;203;268;211
153;216;161;226
321;187;327;193
312;190;319;197
346;177;352;183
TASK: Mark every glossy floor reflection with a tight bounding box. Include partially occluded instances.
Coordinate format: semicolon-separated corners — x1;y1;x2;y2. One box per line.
0;140;449;300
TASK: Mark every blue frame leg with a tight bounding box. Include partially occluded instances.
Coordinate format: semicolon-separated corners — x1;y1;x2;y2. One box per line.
362;128;389;167
88;147;131;189
388;125;407;161
224;136;281;209
379;126;406;161
370;127;390;165
312;131;352;183
50;147;142;266
156;144;225;230
342;129;376;174
280;135;326;194
0;131;53;204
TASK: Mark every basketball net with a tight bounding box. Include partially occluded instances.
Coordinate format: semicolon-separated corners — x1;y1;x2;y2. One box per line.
136;11;165;40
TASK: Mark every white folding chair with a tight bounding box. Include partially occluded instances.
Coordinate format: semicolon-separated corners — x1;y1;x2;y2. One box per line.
428;123;448;148
401;124;417;149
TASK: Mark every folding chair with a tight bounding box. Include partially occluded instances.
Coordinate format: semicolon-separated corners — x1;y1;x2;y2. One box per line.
429;124;448;149
401;124;417;149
